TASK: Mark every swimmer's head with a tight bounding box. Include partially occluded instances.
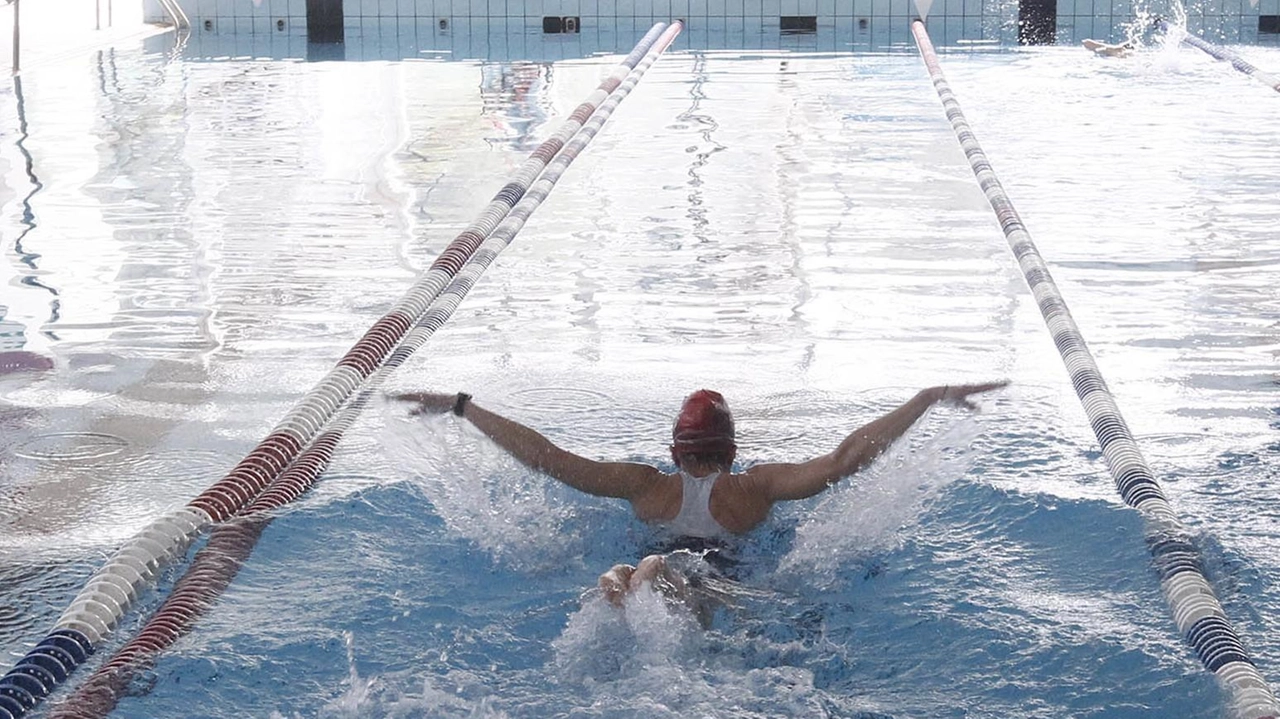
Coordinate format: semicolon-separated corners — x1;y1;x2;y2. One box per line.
671;389;737;470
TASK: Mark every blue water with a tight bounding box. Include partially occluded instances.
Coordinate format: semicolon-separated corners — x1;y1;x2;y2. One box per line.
1;22;1278;719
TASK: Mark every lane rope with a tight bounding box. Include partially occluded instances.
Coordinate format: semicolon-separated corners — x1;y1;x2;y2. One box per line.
909;19;1279;719
31;21;686;719
0;23;675;719
1156;18;1280;94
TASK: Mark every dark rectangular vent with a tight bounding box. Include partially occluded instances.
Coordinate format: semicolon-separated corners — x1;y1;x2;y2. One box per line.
1260;15;1280;33
305;0;344;43
1017;0;1057;45
780;16;818;34
543;16;581;33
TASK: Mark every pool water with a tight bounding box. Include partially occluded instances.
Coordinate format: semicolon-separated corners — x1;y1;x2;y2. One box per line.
1;25;1278;719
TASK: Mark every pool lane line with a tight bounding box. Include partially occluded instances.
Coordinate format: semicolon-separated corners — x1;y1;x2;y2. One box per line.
183;20;670;526
910;19;1280;719
31;21;686;719
0;24;674;719
1156;18;1280;94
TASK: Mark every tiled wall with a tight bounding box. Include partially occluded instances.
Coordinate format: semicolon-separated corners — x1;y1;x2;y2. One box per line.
162;0;1272;48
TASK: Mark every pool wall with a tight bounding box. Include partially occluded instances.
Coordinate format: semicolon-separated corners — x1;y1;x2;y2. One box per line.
152;0;1278;50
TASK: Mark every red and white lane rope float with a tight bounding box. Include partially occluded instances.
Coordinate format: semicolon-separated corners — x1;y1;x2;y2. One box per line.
0;21;683;719
910;19;1277;719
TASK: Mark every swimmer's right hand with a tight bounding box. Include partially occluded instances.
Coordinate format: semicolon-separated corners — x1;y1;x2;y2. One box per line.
933;380;1009;410
387;391;458;415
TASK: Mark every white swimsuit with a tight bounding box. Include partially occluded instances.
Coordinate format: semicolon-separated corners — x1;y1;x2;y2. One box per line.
662;469;730;539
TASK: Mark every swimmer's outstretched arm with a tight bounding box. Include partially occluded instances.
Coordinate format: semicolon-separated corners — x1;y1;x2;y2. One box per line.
745;381;1007;502
390;391;661;500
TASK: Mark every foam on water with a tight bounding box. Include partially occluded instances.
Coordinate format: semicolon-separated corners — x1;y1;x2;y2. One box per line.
777;409;985;590
547;586;842;719
381;406;593;572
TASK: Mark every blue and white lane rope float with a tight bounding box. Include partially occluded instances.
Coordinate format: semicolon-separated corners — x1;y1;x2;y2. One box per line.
911;19;1278;719
1155;18;1280;94
0;23;674;719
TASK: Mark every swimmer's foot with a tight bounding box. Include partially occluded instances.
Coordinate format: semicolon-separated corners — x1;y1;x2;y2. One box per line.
598;564;635;607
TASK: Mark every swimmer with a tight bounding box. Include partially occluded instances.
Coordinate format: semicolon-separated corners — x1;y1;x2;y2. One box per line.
1083;38;1135;57
392;382;1006;540
394;382;1004;623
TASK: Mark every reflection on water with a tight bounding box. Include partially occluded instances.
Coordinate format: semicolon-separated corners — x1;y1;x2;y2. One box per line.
0;27;1278;719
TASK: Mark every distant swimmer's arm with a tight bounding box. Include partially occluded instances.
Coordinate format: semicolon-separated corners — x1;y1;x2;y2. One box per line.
747;382;1008;502
390;391;661;499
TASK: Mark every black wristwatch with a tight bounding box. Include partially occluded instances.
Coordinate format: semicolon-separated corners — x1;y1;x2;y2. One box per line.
452;392;472;417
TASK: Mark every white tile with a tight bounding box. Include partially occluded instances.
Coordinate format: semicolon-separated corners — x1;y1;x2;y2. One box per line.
798;0;817;12
781;0;798;13
943;14;963;39
581;0;599;15
762;0;781;14
1053;18;1072;43
871;0;889;16
869;17;889;41
818;0;836;13
689;0;708;15
1220;16;1241;40
1239;19;1257;41
708;0;726;14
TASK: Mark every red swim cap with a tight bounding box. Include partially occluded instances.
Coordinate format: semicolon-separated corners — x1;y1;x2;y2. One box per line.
672;389;736;451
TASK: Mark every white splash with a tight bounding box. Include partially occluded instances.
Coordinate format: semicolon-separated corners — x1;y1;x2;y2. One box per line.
381;408;586;572
777;412;983;590
320;632;378;718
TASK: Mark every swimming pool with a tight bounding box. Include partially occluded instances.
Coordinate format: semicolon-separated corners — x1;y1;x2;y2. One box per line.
1;22;1278;719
